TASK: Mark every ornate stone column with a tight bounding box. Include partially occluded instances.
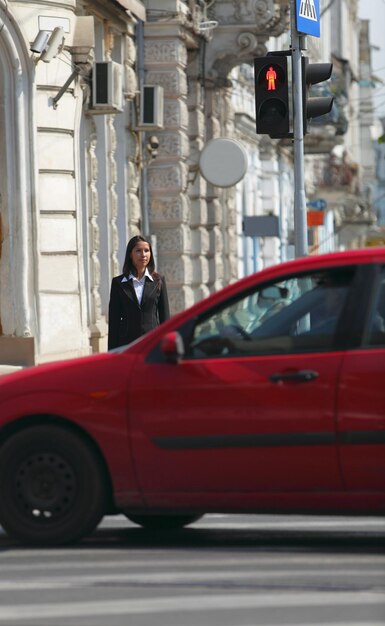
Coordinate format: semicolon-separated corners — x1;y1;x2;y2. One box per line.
144;28;194;312
144;0;289;310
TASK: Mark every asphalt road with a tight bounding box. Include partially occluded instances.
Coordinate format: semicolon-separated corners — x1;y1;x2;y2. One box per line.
0;514;384;625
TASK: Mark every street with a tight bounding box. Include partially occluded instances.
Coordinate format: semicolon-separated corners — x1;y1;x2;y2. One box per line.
0;514;384;625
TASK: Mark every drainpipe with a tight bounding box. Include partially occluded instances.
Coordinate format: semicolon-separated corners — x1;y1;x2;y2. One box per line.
136;20;150;237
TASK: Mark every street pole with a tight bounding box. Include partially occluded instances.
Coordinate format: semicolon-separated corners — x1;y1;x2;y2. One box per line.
290;0;308;257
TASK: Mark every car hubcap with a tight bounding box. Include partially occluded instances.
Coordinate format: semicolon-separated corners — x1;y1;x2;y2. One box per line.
15;452;77;522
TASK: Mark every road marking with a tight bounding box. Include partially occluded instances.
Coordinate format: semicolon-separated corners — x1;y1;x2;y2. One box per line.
192;519;385;529
1;547;385;565
0;567;383;590
100;513;385;530
1;556;384;572
0;591;384;620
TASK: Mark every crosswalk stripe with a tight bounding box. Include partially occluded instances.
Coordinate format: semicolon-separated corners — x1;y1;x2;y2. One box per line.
0;591;384;621
2;541;384;562
0;567;382;590
193;519;385;529
1;556;384;572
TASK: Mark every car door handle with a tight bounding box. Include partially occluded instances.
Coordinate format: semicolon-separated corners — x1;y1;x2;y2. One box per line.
270;370;319;383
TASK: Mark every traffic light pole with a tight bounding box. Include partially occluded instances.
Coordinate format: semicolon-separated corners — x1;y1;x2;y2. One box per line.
290;0;308;257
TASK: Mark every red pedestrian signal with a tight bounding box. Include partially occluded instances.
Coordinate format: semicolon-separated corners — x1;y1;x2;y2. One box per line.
266;66;277;91
254;56;290;138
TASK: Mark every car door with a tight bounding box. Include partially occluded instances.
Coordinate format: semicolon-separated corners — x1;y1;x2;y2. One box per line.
336;263;385;491
128;266;356;503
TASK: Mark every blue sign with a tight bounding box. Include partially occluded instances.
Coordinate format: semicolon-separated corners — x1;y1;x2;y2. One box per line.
295;0;320;38
307;198;327;210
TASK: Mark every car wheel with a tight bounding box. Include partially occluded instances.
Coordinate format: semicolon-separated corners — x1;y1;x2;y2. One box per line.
0;425;107;545
125;513;203;530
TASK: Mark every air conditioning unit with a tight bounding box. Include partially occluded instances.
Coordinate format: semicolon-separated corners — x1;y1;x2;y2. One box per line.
91;61;123;113
138;85;164;129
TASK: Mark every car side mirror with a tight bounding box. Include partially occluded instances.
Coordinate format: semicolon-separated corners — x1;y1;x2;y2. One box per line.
160;331;184;363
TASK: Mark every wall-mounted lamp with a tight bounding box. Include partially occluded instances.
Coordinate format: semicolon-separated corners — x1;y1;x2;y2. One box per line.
30;27;65;62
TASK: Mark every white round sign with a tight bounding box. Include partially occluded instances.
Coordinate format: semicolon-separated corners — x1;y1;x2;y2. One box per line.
199;138;248;188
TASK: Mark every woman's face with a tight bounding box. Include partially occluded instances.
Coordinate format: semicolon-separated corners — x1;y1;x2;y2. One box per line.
130;241;151;276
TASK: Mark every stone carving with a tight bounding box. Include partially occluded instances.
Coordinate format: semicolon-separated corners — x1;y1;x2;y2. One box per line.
145;40;187;66
106;116;120;278
124;65;137;99
150;195;190;225
164;100;189;129
159;132;189;158
127;161;139;190
210;0;287;30
156;224;191;255
204;0;289;83
87;123;102;324
148;164;188;193
125;33;136;65
161;257;193;284
237;32;267;58
145;69;188;98
128;192;141;223
234;0;275;25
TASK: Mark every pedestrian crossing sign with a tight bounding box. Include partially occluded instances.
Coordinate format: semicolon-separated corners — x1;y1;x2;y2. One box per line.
295;0;320;37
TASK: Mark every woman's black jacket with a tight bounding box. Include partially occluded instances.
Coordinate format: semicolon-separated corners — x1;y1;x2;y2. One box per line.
108;274;170;350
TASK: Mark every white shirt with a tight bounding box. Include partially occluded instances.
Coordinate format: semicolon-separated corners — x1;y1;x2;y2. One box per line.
121;269;153;304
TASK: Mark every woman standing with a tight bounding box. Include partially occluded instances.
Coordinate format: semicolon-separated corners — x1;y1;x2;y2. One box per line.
108;235;170;350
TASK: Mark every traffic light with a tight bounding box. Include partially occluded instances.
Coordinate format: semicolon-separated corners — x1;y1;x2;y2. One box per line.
254;56;290;138
302;57;334;134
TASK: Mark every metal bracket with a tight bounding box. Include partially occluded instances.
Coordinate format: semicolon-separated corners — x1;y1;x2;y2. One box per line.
52;68;79;109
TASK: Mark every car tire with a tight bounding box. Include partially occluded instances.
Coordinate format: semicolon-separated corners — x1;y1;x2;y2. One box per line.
125;513;203;530
0;425;107;546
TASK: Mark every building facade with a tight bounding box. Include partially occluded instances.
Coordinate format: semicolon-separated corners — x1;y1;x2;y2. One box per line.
0;0;379;368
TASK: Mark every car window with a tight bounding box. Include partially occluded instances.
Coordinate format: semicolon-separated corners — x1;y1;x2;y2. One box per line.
187;267;355;359
362;267;385;347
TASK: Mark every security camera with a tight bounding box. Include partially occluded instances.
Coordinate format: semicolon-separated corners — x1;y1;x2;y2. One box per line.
41;27;65;63
146;136;159;160
30;30;50;54
148;136;159;150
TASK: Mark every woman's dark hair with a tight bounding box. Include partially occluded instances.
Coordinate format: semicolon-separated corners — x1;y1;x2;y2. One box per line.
122;235;161;285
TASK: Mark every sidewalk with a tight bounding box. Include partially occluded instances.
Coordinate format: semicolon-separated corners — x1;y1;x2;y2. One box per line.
0;365;23;376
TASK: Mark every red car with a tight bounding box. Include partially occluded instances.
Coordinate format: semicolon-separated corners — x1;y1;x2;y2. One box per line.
0;248;384;545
